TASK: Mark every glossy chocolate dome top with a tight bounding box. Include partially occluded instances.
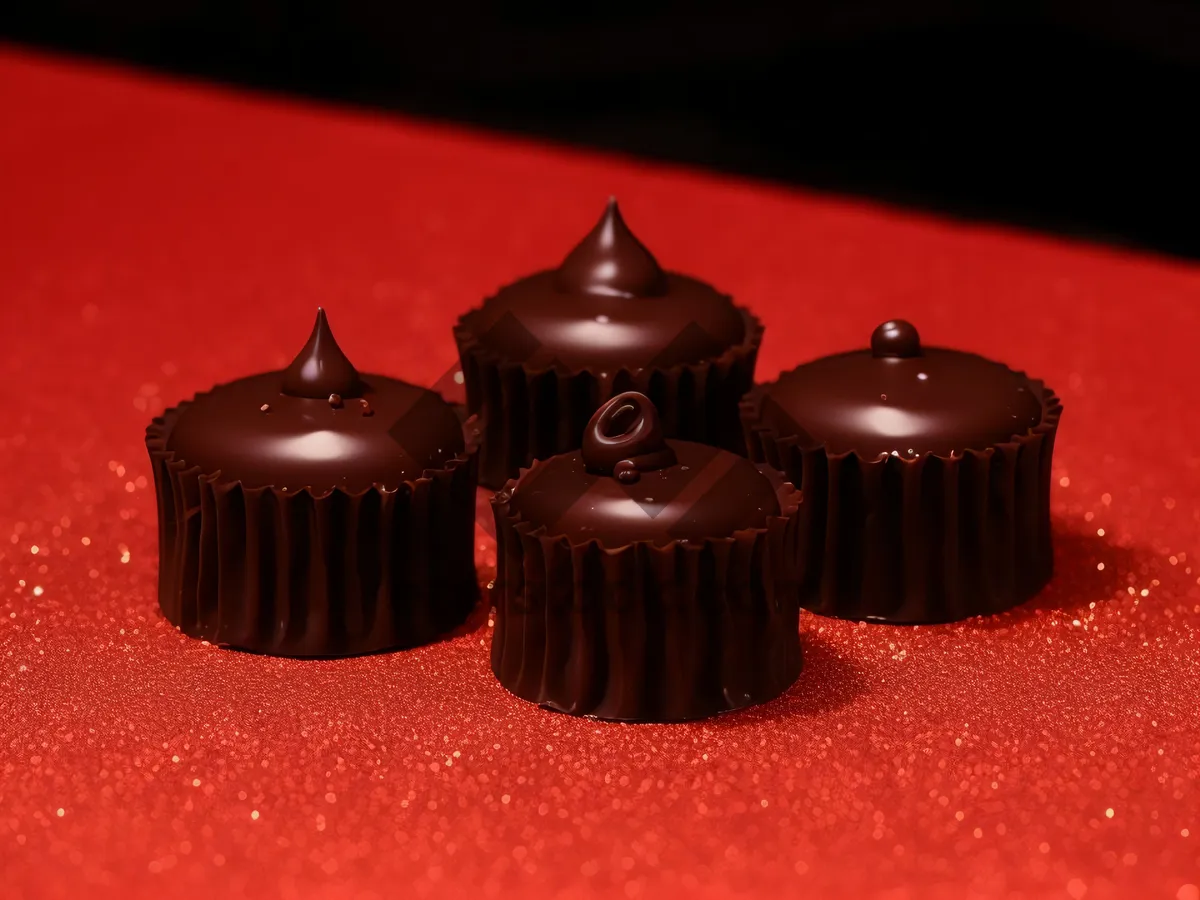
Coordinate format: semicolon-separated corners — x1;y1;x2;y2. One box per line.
757;320;1046;459
166;310;465;492
505;393;781;547
462;199;747;373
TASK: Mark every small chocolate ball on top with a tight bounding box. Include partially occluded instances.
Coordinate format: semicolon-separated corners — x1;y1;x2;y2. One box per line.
146;309;479;657
455;198;763;488
741;319;1063;624
491;391;803;723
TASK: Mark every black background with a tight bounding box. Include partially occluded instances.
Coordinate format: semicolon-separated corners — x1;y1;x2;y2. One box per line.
3;2;1198;259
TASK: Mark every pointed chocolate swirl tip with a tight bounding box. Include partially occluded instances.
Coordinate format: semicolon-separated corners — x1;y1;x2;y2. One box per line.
581;391;677;483
554;198;668;299
281;307;363;399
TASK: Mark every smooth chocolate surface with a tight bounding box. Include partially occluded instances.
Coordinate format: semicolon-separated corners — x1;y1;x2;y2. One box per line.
510;393;780;547
461;199;746;372
166;310;464;491
759;320;1045;458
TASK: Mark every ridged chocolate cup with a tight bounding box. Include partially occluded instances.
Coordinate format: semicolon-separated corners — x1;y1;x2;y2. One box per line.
740;379;1063;624
454;308;763;489
146;398;479;657
490;469;802;722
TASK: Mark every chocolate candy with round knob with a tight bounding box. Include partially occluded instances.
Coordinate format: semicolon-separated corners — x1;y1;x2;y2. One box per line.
740;319;1062;624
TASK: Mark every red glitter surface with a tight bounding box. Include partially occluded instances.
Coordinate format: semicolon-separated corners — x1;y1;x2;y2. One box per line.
2;49;1200;900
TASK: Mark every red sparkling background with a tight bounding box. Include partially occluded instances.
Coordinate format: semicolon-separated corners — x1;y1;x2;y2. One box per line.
3;48;1200;900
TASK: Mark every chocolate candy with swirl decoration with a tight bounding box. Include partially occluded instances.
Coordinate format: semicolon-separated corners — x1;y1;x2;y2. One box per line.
490;391;804;722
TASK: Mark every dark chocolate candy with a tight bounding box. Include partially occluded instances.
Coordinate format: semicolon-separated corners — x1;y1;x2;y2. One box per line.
756;320;1045;459
741;320;1062;624
491;393;802;722
461;198;746;373
166;309;464;492
147;309;478;657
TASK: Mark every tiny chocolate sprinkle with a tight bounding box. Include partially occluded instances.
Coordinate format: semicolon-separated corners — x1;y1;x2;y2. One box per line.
328;393;342;408
259;403;270;413
360;398;373;417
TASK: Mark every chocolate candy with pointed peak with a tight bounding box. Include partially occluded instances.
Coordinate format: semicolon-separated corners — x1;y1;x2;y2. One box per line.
741;320;1063;624
491;392;803;722
147;309;479;657
455;198;763;487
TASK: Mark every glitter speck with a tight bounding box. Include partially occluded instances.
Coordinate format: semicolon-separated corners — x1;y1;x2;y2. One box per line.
1060;476;1071;487
29;545;38;554
250;810;260;820
1105;808;1115;818
56;808;64;817
32;586;43;597
1097;528;1105;537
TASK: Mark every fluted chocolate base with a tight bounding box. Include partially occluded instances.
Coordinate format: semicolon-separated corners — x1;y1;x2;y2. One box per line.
740;383;1063;624
490;479;802;722
454;310;763;489
146;403;479;657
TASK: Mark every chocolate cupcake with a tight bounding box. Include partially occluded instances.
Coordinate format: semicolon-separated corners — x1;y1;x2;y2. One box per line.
455;198;762;487
146;309;479;657
741;320;1063;624
491;391;802;722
